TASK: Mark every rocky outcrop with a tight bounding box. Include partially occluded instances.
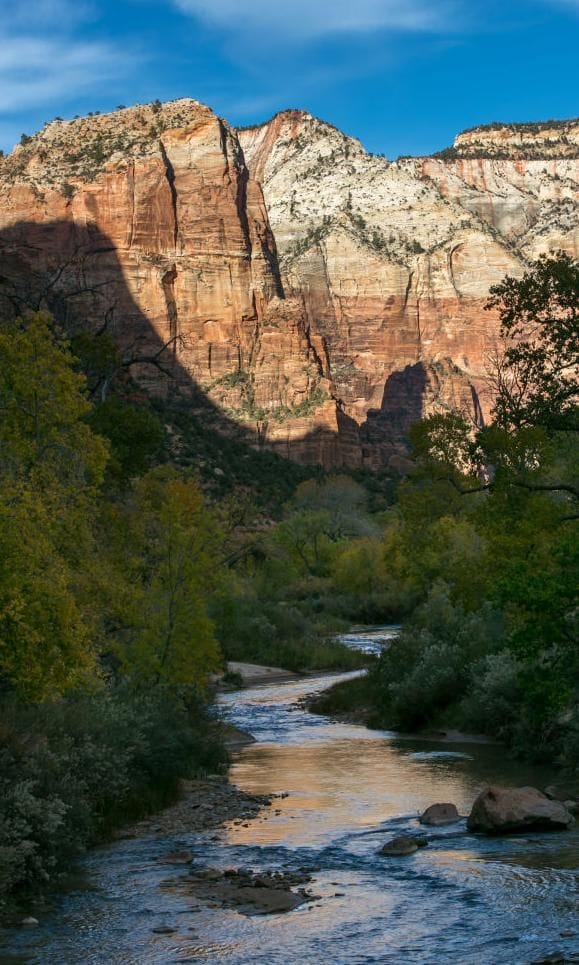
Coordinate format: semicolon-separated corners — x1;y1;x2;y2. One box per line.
173;866;315;915
0;102;577;469
467;786;575;834
0;100;344;462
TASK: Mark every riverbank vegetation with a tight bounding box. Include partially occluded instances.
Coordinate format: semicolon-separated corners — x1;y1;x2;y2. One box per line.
1;252;576;913
314;253;578;765
0;312;378;912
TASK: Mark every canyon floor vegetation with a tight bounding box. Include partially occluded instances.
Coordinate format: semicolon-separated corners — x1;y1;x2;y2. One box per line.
0;311;375;914
0;253;576;916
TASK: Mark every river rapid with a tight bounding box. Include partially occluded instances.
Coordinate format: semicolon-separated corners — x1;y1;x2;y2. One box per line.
2;628;578;965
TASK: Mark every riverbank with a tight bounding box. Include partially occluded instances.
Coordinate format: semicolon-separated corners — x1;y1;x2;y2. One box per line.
121;776;273;840
307;677;500;745
223;661;302;688
0;685;228;923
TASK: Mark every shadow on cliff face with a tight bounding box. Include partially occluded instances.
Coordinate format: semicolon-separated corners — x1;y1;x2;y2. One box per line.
0;220;358;472
358;361;484;470
0;219;434;474
357;363;428;468
0;219;259;441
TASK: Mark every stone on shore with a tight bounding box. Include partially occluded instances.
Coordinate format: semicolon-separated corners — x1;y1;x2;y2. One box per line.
467;786;574;834
419;803;460;826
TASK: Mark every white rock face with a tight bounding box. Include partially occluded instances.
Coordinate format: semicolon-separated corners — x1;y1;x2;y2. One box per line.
239;112;579;467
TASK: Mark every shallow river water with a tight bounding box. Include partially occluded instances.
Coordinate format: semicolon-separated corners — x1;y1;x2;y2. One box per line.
2;628;579;965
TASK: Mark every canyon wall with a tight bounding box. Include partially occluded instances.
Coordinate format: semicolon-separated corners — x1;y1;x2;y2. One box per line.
239;113;578;467
0;102;577;468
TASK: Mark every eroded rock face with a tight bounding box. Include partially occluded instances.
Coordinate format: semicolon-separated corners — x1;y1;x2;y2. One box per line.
467;786;574;834
0;103;576;469
239;113;578;467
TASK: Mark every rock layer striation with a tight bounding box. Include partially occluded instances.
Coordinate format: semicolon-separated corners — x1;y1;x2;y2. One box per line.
0;103;577;468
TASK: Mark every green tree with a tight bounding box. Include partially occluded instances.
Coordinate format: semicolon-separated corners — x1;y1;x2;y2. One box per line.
487;251;579;433
111;469;222;687
0;314;109;699
0;313;108;490
88;397;164;484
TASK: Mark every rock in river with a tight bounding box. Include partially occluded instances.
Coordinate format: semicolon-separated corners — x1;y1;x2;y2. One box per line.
419;803;460;826
380;835;426;856
467;786;574;834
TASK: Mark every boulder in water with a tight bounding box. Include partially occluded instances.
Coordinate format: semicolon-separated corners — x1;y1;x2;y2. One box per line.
467;786;574;833
419;803;460;826
380;835;423;856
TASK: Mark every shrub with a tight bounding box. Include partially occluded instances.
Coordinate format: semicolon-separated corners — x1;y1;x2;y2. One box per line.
460;650;524;740
368;583;504;729
0;686;226;912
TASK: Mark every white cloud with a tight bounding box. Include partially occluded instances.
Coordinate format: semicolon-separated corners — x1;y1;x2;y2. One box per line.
0;0;131;119
2;0;93;28
0;39;130;113
173;0;457;40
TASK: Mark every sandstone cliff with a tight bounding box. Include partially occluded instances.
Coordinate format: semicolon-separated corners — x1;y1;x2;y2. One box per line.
0;103;577;469
239;113;578;467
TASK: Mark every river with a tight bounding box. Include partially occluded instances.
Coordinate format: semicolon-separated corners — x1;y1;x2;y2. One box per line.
2;628;578;964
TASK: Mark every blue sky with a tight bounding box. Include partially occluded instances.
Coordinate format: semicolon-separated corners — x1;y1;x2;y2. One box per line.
1;0;578;158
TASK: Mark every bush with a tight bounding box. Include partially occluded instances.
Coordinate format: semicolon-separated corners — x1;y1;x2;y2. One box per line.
460;650;524;740
368;583;505;729
211;590;369;673
0;686;226;912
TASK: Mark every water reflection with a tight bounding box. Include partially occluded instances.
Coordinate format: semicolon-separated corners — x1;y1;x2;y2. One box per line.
2;627;578;965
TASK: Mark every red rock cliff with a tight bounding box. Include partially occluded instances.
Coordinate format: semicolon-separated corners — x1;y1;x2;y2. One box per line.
0;104;577;469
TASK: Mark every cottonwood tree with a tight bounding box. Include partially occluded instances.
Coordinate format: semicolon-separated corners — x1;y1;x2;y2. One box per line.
0;313;109;700
487;251;578;433
109;468;222;687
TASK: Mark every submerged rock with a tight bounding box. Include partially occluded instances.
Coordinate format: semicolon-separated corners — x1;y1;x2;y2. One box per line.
530;954;579;964
169;866;315;915
159;850;194;865
419;803;460;826
467;786;574;834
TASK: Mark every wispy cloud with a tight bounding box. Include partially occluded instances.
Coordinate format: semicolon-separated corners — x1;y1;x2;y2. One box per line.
0;0;132;123
173;0;458;41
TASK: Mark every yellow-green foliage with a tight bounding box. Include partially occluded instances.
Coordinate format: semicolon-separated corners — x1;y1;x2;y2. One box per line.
0;315;108;700
0;314;222;700
0;313;108;489
116;469;222;686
